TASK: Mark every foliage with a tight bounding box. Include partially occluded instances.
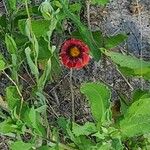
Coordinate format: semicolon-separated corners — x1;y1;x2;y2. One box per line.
0;0;150;150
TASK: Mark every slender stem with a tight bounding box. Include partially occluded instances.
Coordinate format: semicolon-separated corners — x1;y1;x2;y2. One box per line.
3;71;24;119
86;0;91;29
70;69;75;122
136;0;143;90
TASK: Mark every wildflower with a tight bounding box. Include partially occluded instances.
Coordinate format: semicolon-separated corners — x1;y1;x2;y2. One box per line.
60;39;90;69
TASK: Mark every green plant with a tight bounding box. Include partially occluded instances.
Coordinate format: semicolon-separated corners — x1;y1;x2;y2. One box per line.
0;0;150;149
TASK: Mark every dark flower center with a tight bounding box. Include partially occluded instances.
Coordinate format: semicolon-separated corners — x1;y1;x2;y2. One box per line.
69;46;80;57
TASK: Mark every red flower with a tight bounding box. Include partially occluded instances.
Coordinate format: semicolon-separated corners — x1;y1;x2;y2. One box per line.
60;39;90;69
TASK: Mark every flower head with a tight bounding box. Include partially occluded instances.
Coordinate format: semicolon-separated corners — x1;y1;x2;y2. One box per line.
60;38;90;69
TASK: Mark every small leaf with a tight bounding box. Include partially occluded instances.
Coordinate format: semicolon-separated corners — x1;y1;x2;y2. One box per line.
104;34;127;49
72;122;97;137
10;141;33;150
80;82;111;124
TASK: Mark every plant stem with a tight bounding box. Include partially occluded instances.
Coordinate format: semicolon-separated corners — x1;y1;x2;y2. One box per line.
70;69;75;122
86;0;91;29
3;71;24;119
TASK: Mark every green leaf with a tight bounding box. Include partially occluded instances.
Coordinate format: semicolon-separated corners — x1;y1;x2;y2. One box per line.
0;14;7;28
23;107;46;136
117;93;129;115
18;19;50;37
104;34;127;49
132;89;150;103
5;34;17;54
69;3;81;13
38;146;52;150
97;142;112;150
0;118;19;134
120;98;150;138
25;47;39;81
10;141;33;150
38;38;51;60
0;54;6;71
38;58;51;91
6;86;21;111
51;53;61;79
72;122;97;137
105;51;150;79
80;82;111;124
91;0;109;6
7;0;16;11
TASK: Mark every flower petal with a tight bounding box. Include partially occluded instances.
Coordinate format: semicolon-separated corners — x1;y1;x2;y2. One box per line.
60;38;90;69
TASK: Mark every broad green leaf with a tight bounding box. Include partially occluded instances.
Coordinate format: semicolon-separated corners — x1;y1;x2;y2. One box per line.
105;51;150;79
18;19;50;37
91;0;109;6
72;122;97;137
5;34;17;54
0;54;6;71
6;86;21;111
10;141;33;150
104;34;127;49
80;82;111;124
61;1;101;61
25;47;39;81
120;98;150;138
